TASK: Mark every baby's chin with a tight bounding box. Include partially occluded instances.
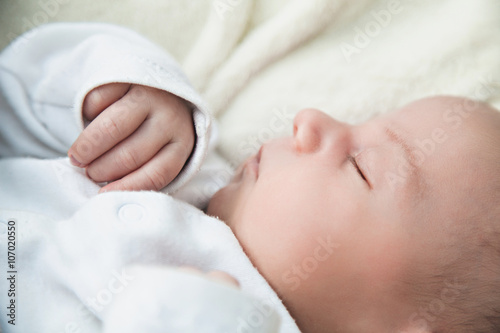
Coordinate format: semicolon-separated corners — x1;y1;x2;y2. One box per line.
206;184;236;226
206;189;223;217
206;157;256;223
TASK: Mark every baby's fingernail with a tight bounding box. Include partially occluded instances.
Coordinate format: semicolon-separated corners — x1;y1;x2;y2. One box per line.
69;154;83;167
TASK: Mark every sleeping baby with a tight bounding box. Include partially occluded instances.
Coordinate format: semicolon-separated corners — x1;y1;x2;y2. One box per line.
1;23;500;333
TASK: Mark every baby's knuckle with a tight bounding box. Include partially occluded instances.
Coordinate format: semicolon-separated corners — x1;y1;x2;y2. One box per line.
144;168;169;191
100;117;121;140
128;85;151;107
85;89;103;109
117;148;140;171
85;164;102;182
174;140;194;160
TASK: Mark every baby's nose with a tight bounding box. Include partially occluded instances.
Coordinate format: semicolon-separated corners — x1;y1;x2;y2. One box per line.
293;108;347;153
293;108;323;153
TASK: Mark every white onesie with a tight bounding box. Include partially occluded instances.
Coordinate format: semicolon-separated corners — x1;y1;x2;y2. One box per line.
0;23;301;333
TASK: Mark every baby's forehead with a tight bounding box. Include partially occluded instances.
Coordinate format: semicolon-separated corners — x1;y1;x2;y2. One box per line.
380;97;499;140
376;96;499;187
389;96;474;122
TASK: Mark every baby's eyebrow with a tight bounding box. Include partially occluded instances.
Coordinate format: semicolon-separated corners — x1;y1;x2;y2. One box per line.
384;126;427;198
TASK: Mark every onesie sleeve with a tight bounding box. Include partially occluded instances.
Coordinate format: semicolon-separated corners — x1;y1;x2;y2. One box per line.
0;22;211;193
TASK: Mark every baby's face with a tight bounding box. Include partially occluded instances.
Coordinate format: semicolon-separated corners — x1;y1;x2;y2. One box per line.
207;96;500;332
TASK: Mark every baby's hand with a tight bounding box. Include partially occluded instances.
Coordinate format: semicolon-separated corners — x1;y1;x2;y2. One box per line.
176;266;240;289
68;83;195;193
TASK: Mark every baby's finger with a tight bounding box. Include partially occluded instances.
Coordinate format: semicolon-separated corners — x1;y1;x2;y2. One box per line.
176;267;240;289
99;141;193;192
82;83;131;121
69;98;149;167
206;271;240;288
85;116;174;182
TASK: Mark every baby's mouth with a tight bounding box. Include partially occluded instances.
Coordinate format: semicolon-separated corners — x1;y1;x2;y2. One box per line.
256;146;262;164
246;147;261;178
230;148;261;183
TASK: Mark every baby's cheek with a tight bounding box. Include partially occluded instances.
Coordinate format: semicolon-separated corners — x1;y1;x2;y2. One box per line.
357;226;411;285
270;232;338;295
234;214;298;282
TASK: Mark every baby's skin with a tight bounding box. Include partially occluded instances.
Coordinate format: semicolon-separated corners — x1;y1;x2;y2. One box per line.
68;83;195;193
208;96;500;333
70;84;500;333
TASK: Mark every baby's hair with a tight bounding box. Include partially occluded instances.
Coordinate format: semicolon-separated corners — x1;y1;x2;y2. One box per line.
439;231;500;333
408;102;500;333
408;216;500;332
445;131;500;333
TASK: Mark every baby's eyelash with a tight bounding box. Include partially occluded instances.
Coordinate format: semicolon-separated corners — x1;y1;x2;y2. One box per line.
348;155;368;183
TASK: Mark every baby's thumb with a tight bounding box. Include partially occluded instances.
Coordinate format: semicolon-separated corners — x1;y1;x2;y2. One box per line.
82;83;131;121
